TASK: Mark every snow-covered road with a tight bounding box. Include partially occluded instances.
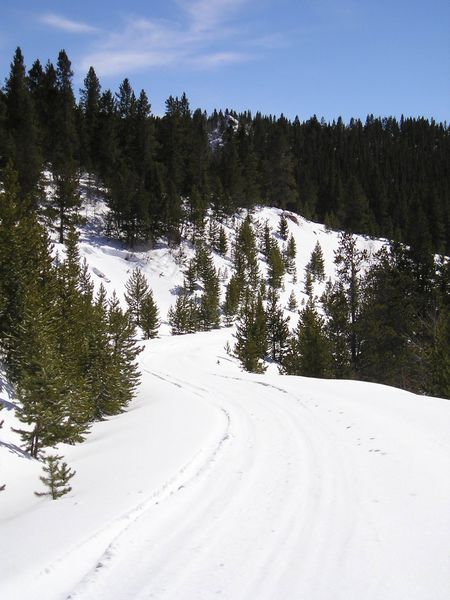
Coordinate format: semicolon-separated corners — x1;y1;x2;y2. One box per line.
2;329;450;600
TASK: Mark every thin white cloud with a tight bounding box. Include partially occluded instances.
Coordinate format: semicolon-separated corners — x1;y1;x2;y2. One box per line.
82;49;178;77
176;0;247;33
190;51;252;68
40;13;99;34
77;0;272;77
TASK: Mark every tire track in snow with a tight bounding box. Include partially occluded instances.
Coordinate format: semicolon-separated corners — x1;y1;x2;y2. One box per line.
66;370;381;600
65;372;231;600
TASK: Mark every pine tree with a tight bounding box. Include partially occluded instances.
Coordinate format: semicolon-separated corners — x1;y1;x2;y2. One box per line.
234;292;267;373
233;216;259;289
199;268;221;331
81;284;117;421
192;243;221;330
223;274;242;325
307;241;325;282
343;176;373;235
278;213;289;241
51;50;80;243
304;269;313;296
184;259;198;295
140;290;159;339
287;290;297;311
4;47;42;202
333;232;367;373
282;299;332;378
217;226;228;256
261;221;272;257
79;66;101;176
284;235;297;277
321;280;352;378
188;186;207;241
266;289;290;362
168;293;198;335
264;119;297;209
35;455;75;499
107;293;141;411
357;245;428;391
124;267;149;328
267;239;286;289
11;263;90;455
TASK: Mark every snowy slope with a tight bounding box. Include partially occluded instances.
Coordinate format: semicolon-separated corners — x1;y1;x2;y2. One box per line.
1;205;449;600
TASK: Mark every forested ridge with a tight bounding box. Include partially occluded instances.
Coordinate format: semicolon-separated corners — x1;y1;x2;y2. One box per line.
1;47;449;253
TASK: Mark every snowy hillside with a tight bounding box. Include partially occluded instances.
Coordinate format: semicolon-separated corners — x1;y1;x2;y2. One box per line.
1;204;449;600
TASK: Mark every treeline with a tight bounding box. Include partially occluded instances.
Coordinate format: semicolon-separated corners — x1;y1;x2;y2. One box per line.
0;47;449;254
225;215;449;399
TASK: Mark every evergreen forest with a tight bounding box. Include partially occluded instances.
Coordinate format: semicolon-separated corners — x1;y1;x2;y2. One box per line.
1;47;449;253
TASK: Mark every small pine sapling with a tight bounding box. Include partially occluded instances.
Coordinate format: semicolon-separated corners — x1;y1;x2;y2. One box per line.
35;455;75;500
287;290;298;311
307;241;325;282
278;213;289;241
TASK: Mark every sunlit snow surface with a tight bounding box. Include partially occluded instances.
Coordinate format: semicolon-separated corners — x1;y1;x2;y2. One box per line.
1;202;449;600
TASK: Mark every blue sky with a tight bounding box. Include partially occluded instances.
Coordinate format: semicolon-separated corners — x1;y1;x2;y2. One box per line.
1;0;449;121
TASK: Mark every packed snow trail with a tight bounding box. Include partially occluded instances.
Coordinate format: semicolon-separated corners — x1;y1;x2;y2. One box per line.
17;330;444;600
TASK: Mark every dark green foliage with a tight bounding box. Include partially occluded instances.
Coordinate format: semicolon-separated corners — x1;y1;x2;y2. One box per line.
278;213;289;241
0;173;142;454
333;232;367;372
217;226;228;256
357;247;419;388
282;299;333;378
304;270;313;296
140;290;159;339
266;289;290;362
284;235;297;277
223;274;242;325
1;46;449;252
233;216;259;289
106;293;141;412
124;267;149;328
261;221;272;257
321;281;352;378
267;240;286;289
198;266;220;331
168;293;198;335
428;305;450;398
343;176;373;234
184;259;197;295
35;455;75;500
79;66;101;176
307;241;325;282
234;293;267;373
3;47;42;202
287;290;297;312
51;51;80;243
195;244;222;330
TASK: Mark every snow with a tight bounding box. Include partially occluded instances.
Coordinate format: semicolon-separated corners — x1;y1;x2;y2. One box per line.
1;203;449;600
